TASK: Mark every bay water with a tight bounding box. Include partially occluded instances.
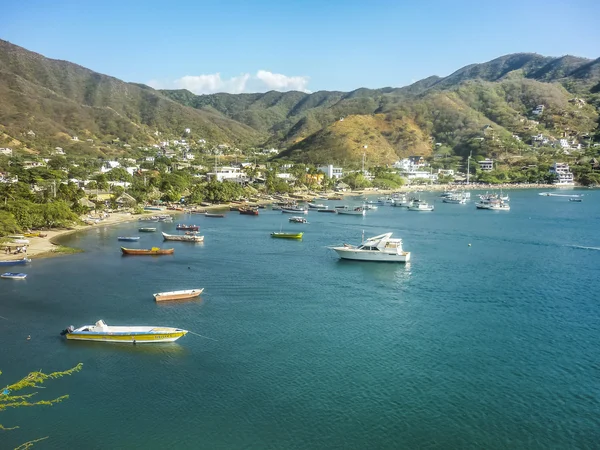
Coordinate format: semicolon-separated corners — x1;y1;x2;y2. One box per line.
1;189;599;449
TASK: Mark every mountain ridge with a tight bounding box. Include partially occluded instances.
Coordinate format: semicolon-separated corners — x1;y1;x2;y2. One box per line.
0;39;598;165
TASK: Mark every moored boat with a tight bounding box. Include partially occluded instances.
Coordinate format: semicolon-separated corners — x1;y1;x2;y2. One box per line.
153;288;204;302
317;208;337;213
118;236;140;241
138;227;157;232
337;206;366;216
239;208;259;215
407;200;434;211
569;198;582;202
308;203;326;209
162;232;204;243
60;320;188;343
271;232;304;239
121;247;174;255
0;257;31;266
281;207;307;214
176;224;199;231
205;213;225;217
289;216;308;223
1;272;27;279
330;232;410;262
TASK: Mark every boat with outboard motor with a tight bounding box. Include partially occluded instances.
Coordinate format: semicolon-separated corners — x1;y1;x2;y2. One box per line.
138;227;156;232
289;216;308;223
330;232;410;262
176;224;199;231
162;232;204;243
407;199;434;211
60;320;188;343
282;207;308;214
118;236;140;241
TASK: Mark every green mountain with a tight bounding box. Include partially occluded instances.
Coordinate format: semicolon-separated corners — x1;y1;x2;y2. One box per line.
0;39;598;165
0;39;264;156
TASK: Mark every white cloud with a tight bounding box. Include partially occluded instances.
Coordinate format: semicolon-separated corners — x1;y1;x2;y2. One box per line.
148;70;310;95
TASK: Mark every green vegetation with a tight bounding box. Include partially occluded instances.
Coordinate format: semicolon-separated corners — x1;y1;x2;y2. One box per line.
1;364;82;447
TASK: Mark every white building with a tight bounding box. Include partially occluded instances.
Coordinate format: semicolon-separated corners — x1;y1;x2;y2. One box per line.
183;152;195;161
100;161;120;173
549;162;575;185
532;105;545;116
184;128;191;134
438;169;455;176
52;147;65;155
145;156;155;163
208;166;248;184
478;159;494;172
0;148;12;156
317;164;344;179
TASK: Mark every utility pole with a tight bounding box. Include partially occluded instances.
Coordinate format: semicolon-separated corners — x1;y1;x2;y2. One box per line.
467;151;472;185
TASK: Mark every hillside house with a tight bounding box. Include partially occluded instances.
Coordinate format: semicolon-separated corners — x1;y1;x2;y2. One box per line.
549;162;574;185
0;173;18;183
0;148;13;156
23;161;46;169
71;136;79;141
115;192;137;207
208;166;247;184
52;147;65;155
184;128;191;134
317;164;344;179
532;105;545;116
100;161;120;173
145;156;155;163
26;130;36;137
478;159;494;171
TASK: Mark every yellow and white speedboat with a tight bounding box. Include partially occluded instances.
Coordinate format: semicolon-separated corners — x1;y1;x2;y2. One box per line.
61;320;188;343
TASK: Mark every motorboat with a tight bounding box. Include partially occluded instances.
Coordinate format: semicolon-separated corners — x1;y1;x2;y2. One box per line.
121;247;174;255
442;193;467;204
407;200;434;211
162;232;204;243
154;288;204;302
476;199;510;210
308;203;325;209
362;204;378;210
138;227;157;232
391;195;410;207
271;232;303;239
60;320;188;343
317;208;337;213
176;224;199;231
282;207;308;214
330;232;410;262
1;272;27;279
569;198;582;202
0;257;31;266
289;216;308;223
117;236;140;241
205;213;225;217
239;208;259;215
337;206;366;216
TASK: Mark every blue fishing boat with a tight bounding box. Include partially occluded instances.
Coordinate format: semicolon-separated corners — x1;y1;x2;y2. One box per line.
0;257;31;266
117;237;140;242
1;272;27;279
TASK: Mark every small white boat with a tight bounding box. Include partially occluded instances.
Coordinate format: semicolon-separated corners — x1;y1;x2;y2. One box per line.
281;207;308;214
476;200;510;210
408;200;434;211
118;236;140;241
362;204;378;210
162;232;204;242
308;203;325;209
330;232;410;262
289;216;308;223
61;320;188;343
154;288;204;302
1;272;27;279
569;198;582;202
337;206;366;216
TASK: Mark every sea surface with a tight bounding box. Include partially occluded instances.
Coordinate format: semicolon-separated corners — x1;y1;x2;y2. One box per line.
2;189;600;449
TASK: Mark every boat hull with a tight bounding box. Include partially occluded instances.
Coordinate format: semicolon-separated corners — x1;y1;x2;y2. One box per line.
281;208;307;214
162;232;204;242
337;210;365;215
138;228;156;232
154;288;204;302
66;331;187;343
0;258;31;266
121;247;174;255
1;272;27;279
118;237;140;241
271;232;303;239
333;248;411;262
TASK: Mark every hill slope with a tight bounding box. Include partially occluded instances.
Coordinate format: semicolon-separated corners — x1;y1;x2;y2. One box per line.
0;39;264;155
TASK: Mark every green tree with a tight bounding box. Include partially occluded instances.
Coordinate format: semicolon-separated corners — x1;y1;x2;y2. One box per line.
47;156;68;171
0;210;21;236
1;364;82;447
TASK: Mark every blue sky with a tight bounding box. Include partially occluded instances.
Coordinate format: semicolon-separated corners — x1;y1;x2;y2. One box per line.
2;0;599;94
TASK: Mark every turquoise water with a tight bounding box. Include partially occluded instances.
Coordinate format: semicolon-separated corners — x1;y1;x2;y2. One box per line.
2;189;600;449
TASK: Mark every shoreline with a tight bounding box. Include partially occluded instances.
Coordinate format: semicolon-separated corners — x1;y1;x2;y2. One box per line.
1;183;587;261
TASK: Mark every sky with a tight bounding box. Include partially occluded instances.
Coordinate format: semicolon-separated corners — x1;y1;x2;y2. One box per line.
2;0;599;95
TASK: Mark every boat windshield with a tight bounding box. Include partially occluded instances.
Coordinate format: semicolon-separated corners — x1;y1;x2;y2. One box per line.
358;245;380;251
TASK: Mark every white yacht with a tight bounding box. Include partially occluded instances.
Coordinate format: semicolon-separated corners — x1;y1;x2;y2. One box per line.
476;198;510;210
337;206;366;216
407;199;434;211
330;232;411;262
